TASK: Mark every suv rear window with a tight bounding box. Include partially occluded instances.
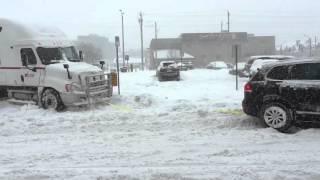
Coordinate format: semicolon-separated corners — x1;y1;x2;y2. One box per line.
291;63;320;80
251;71;265;81
267;66;289;80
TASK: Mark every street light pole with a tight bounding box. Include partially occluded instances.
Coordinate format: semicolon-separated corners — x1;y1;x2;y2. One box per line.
115;36;120;95
120;10;125;67
139;12;144;70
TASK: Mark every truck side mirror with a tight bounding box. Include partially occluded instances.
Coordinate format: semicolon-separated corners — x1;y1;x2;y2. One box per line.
79;51;83;61
63;64;72;79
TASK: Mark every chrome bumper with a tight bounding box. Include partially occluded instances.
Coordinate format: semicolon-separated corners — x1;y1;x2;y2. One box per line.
61;73;113;107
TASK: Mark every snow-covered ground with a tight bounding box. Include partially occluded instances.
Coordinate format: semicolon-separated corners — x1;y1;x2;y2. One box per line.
1;69;320;180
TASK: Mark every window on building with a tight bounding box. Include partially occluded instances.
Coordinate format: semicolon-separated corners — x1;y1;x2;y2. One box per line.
20;48;37;66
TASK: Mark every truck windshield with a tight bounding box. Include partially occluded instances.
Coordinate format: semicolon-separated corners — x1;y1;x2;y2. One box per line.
37;47;80;65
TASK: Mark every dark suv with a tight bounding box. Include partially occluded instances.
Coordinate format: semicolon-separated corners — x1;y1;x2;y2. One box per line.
242;59;320;132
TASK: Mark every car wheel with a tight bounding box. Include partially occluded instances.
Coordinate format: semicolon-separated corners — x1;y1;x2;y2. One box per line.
261;102;294;133
41;88;65;111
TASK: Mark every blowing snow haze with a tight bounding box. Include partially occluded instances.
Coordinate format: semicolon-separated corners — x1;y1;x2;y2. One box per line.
3;0;320;179
1;0;320;49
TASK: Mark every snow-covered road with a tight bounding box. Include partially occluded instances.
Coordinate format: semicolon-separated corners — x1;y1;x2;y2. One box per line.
1;69;320;180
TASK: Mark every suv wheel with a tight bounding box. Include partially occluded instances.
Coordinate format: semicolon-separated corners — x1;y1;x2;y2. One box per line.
261;102;294;133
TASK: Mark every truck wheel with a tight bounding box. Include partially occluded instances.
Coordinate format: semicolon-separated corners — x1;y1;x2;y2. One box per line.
158;76;163;82
41;89;65;111
260;102;294;133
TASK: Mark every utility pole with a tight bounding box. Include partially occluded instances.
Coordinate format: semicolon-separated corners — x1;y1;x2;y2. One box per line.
315;36;318;49
139;12;144;70
309;38;312;57
155;21;158;61
155;21;158;39
115;36;120;95
227;11;230;32
120;10;125;67
221;21;223;32
233;45;240;91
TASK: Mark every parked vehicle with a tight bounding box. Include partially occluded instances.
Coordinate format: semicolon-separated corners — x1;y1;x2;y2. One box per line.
120;66;128;72
249;59;279;76
0;19;113;111
226;63;234;69
156;61;180;81
185;61;194;70
243;55;295;75
242;59;320;132
206;61;228;70
228;62;249;77
176;62;189;71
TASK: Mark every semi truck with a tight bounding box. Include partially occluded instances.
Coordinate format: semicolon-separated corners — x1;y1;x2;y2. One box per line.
0;19;113;111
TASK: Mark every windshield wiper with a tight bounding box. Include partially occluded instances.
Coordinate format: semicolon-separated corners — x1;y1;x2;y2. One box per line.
68;59;81;62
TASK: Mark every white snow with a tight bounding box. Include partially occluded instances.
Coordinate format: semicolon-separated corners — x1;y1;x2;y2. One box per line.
0;69;320;180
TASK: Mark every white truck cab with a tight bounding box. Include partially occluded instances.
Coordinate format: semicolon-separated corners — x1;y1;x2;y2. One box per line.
0;19;113;111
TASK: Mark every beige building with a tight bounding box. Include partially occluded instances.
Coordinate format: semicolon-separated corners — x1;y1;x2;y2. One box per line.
149;32;275;69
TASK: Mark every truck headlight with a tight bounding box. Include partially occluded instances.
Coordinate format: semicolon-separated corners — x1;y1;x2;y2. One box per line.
65;84;82;92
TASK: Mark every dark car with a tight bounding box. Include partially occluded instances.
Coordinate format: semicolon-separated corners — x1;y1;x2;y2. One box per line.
120;66;128;72
243;55;295;75
185;61;194;70
156;61;180;81
242;59;320;132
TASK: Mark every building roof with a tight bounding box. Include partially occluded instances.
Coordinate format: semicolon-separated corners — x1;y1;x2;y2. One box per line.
180;32;248;42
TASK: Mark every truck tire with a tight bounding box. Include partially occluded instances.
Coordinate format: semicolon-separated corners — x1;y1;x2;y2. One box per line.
260;102;294;133
40;88;65;111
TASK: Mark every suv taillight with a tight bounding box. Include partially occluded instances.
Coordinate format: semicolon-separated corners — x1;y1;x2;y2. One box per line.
244;83;253;93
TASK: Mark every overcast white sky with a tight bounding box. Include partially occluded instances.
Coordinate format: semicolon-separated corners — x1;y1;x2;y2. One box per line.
1;0;320;49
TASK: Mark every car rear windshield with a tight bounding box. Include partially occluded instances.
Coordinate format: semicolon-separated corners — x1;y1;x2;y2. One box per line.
251;71;265;81
163;63;174;67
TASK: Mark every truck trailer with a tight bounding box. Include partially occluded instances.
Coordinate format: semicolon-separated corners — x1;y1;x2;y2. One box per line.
0;19;113;111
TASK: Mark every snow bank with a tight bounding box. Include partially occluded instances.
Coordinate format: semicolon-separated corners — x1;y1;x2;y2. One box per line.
0;69;320;179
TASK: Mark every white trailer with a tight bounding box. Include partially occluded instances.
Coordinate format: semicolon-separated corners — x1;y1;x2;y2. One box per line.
0;19;113;111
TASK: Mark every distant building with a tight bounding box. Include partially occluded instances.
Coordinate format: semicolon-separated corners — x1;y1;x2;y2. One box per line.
149;32;275;69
